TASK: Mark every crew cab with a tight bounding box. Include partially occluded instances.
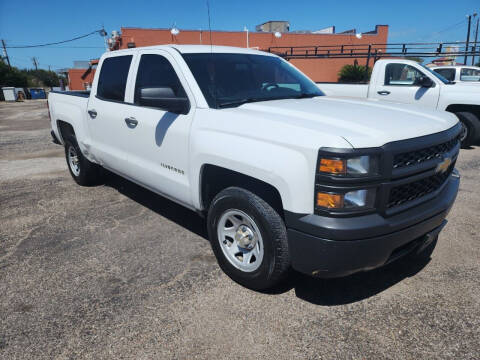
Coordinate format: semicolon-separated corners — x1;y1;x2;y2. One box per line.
319;59;480;147
49;45;460;290
431;65;480;84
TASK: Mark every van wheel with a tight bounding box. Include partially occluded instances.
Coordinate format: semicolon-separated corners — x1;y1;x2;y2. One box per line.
64;136;102;186
207;187;290;291
456;112;480;148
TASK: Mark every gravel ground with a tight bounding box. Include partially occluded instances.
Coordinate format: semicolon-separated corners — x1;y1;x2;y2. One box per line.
1;100;479;359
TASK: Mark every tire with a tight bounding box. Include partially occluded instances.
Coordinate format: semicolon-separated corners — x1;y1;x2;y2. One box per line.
410;235;438;260
207;187;291;291
455;112;480;148
64;135;102;186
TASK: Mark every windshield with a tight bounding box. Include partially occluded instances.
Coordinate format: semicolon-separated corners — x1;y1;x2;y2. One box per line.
421;64;450;84
182;53;324;108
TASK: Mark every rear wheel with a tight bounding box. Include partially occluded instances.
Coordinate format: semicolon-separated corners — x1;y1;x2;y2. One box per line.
64;135;102;186
455;112;480;148
207;187;291;291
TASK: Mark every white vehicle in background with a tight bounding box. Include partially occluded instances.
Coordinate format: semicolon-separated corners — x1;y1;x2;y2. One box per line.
319;59;480;147
430;65;480;84
48;45;461;290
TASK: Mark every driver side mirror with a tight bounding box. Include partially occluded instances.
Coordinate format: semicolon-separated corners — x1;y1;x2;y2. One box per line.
415;76;434;88
139;87;190;115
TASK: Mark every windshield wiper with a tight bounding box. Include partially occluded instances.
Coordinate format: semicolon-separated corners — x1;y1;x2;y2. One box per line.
294;93;321;99
217;93;321;108
217;97;269;108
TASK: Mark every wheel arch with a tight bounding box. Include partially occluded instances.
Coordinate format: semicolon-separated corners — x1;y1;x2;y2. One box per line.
199;164;285;219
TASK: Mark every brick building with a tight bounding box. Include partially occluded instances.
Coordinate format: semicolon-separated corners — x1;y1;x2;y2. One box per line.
68;23;388;89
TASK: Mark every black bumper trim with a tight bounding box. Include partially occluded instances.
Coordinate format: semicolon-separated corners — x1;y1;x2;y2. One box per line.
285;173;459;277
286;172;459;241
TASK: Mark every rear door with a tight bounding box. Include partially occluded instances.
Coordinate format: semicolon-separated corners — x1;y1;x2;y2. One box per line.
87;53;136;176
121;50;196;206
372;62;440;109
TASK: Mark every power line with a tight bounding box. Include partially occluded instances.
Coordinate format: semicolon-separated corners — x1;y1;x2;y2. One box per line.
5;29;104;48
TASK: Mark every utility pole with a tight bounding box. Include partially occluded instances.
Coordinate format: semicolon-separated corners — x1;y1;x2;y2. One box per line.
32;57;38;70
1;39;11;68
465;13;478;65
465;14;472;65
472;18;479;65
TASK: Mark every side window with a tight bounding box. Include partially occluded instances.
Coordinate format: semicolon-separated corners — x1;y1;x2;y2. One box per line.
134;54;186;105
434;68;455;82
460;68;480;81
97;55;132;101
384;63;424;86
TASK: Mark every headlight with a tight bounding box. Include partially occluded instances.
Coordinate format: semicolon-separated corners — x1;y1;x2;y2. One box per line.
318;155;379;177
316;189;376;210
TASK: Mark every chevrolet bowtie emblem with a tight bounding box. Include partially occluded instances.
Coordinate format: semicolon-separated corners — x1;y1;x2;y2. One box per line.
435;157;452;174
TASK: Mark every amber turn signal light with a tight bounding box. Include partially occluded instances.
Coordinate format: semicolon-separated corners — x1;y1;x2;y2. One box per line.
319;158;346;175
316;192;344;209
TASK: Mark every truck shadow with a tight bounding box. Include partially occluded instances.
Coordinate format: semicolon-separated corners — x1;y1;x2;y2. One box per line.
288;255;430;305
103;170;208;240
102;169;430;305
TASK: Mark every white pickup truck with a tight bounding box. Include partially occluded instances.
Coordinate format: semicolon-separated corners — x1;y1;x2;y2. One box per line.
431;65;480;84
319;59;480;147
49;45;460;290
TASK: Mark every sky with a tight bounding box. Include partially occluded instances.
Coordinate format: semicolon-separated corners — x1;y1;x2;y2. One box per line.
0;0;479;70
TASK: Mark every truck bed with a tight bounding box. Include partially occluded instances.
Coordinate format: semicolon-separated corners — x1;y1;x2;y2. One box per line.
50;90;90;98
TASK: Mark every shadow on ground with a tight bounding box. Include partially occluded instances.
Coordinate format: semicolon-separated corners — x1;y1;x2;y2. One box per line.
103;170;430;306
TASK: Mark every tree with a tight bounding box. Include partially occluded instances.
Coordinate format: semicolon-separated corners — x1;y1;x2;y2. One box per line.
338;63;372;83
0;62;28;87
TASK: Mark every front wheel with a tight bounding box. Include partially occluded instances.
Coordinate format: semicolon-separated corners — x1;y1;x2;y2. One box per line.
207;187;291;290
455;112;480;148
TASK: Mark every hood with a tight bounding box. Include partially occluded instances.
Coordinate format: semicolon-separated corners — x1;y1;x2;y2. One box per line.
234;96;458;148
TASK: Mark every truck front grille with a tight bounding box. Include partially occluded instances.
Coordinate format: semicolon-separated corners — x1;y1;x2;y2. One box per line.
387;164;454;209
393;137;459;169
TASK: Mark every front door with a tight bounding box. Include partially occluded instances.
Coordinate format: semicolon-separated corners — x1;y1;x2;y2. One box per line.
121;51;195;205
372;62;440;109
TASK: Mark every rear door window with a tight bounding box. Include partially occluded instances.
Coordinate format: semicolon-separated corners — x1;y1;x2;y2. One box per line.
433;68;455;82
97;55;133;101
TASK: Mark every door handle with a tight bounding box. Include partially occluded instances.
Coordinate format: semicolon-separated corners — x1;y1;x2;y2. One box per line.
377;91;391;95
125;117;138;128
88;109;97;118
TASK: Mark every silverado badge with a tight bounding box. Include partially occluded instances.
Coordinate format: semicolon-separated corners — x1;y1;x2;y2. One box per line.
435;157;452;174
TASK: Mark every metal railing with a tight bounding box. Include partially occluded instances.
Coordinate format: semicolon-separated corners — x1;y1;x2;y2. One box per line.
268;41;480;67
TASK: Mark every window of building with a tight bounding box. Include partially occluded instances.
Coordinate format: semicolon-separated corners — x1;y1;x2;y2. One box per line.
97;55;132;101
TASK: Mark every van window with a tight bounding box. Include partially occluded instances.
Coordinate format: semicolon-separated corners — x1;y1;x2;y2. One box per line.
97;55;132;101
384;63;424;86
134;54;186;105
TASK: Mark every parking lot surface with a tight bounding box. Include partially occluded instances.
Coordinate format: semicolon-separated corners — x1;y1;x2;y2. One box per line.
1;100;479;359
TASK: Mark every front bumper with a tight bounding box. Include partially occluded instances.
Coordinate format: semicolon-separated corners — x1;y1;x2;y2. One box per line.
285;171;459;277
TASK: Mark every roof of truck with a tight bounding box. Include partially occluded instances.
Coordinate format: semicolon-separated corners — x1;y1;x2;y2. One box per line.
110;44;275;56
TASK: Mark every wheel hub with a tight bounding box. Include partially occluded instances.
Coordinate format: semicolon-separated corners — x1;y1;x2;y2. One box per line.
235;225;256;249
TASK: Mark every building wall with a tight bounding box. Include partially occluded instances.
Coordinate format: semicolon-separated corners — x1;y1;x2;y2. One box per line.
68;68;95;90
119;25;388;82
68;25;388;89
